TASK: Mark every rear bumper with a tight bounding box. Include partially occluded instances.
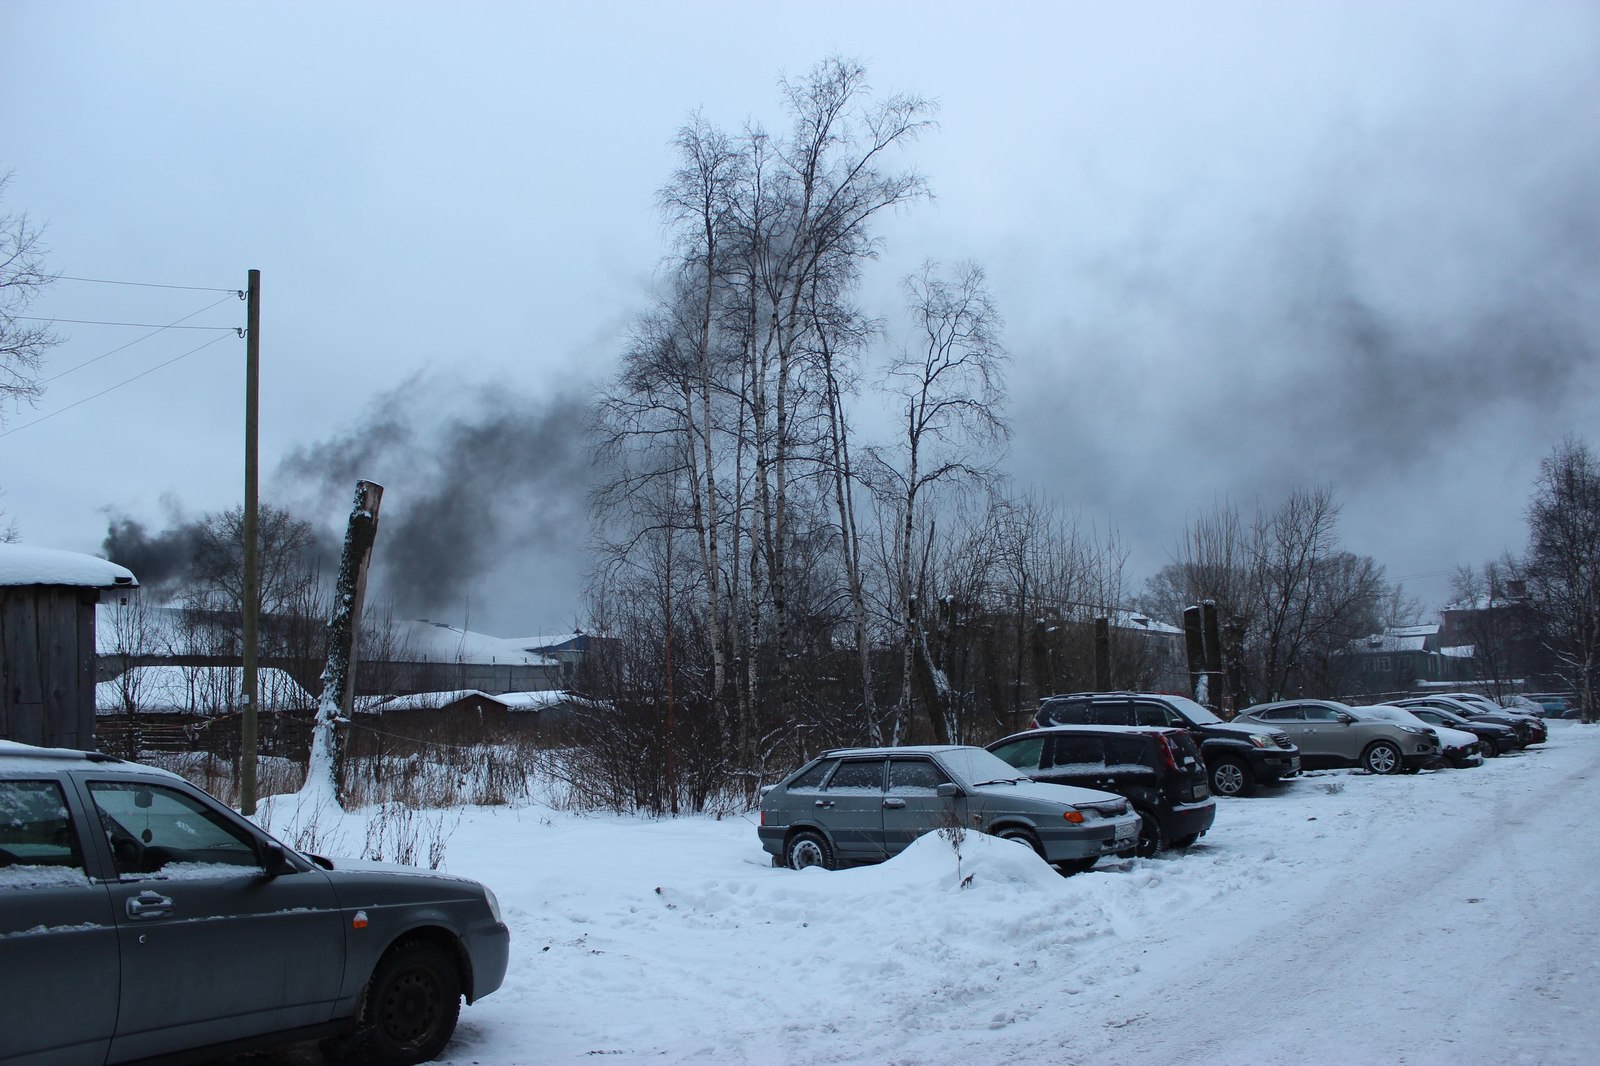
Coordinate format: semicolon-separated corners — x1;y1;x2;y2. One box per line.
1035;813;1142;862
1160;798;1217;839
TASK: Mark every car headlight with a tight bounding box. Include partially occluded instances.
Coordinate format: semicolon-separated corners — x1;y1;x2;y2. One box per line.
482;885;504;924
1400;726;1430;736
1248;734;1272;748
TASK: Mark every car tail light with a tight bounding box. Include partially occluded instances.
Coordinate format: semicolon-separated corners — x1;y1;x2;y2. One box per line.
759;810;766;826
1153;733;1180;773
1063;810;1086;824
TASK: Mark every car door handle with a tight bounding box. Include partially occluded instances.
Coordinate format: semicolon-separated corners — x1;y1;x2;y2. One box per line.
126;891;173;921
814;800;835;809
882;798;907;809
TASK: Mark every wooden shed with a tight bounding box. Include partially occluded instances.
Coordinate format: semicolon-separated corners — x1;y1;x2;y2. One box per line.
0;544;138;750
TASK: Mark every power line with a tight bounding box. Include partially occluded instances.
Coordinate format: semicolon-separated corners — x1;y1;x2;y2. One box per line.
0;332;235;438
47;274;242;295
42;295;240;384
13;315;239;331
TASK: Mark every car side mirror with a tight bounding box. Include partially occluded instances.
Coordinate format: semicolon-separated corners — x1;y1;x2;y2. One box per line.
260;842;299;877
1338;714;1355;724
936;783;962;799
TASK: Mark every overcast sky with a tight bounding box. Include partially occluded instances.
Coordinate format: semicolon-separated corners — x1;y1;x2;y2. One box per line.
3;1;1597;635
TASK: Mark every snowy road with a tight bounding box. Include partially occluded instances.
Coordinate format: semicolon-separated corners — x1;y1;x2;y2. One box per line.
241;721;1598;1065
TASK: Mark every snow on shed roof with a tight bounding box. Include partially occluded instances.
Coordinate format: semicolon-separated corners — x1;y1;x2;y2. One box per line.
0;544;137;589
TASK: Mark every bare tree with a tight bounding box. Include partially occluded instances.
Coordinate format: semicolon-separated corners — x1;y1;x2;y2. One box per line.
872;262;1008;742
0;171;56;420
1524;437;1600;722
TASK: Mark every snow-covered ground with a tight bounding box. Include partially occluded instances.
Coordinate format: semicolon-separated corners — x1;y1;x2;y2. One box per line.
257;721;1600;1065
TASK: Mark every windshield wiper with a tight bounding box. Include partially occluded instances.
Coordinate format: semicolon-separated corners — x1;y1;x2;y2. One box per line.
973;777;1022;787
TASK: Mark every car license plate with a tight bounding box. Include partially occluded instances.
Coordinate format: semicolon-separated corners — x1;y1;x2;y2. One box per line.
1115;824;1136;843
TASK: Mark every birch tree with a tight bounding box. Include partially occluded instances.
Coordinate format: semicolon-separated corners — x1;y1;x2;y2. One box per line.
873;262;1008;742
1524;437;1600;722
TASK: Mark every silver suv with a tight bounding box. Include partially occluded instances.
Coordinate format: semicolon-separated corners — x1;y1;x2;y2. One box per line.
758;745;1142;874
0;741;509;1065
1232;699;1440;774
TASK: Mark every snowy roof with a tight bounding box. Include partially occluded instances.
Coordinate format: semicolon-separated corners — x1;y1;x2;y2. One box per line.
0;544;137;589
1352;631;1429;653
394;620;563;666
1111;612;1183;636
359;688;591;714
95;666;312;715
363;689;495;713
1389;624;1439;639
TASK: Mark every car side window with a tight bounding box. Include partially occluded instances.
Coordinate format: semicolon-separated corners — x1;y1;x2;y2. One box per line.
887;759;950;794
990;738;1044;772
1086;701;1133;726
1105;735;1157;769
1049;734;1106;769
824;759;886;793
88;781;261;878
0;780;85;875
788;760;834;791
1302;705;1341;722
1132;702;1169;727
1257;707;1301;721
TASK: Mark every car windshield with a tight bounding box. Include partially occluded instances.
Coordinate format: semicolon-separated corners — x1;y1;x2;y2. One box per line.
938;747;1028;787
1163;694;1223;725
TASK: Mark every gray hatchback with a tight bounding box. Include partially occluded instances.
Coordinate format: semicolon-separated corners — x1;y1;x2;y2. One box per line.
758;744;1142;874
0;741;509;1066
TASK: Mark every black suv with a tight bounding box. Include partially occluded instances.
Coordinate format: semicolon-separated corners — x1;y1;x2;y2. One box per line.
988;725;1216;856
1034;692;1301;798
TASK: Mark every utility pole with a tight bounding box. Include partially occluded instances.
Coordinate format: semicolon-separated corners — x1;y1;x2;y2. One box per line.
241;269;261;815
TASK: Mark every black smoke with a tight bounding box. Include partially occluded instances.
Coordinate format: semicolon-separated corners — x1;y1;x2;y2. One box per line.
274;373;595;634
101;511;204;594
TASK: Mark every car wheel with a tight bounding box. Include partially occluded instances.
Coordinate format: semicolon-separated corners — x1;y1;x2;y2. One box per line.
356;938;462;1066
1481;740;1500;758
1362;741;1404;775
1209;757;1251;798
785;830;834;871
1134;809;1164;858
994;826;1044;858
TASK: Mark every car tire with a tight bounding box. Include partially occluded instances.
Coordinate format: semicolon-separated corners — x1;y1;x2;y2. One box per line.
1481;740;1500;758
1362;740;1404;775
1134;809;1164;858
994;826;1044;859
1209;757;1251;798
354;938;462;1066
785;830;835;871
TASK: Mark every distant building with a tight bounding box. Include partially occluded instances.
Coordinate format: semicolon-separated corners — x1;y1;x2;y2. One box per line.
1337;623;1476;698
1;545;138;750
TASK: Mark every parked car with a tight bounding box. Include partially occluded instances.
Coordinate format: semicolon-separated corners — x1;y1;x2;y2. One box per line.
1231;699;1440;774
1434;691;1543;719
1363;704;1483;767
1393;696;1546;747
1399;703;1519;756
987;725;1216;857
758;745;1142;874
1033;691;1301;798
0;741;509;1066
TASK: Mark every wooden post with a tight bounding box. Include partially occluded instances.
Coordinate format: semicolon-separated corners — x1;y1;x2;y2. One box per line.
304;480;383;805
1093;616;1111;691
1183;605;1206;701
241;269;261;814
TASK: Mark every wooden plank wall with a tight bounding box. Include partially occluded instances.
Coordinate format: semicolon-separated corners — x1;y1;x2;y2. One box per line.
0;588;97;750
